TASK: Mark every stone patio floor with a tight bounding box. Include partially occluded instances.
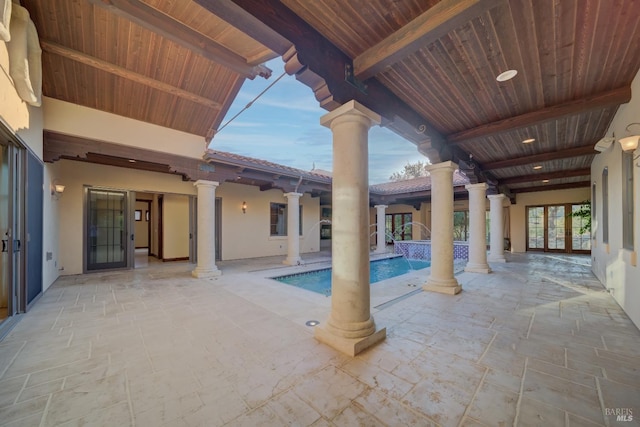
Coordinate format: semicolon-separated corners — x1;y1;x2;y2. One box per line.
0;253;639;426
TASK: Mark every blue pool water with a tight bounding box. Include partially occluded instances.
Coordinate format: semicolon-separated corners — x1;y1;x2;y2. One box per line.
274;256;430;296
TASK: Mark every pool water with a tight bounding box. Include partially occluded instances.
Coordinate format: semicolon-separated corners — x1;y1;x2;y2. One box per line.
273;256;430;296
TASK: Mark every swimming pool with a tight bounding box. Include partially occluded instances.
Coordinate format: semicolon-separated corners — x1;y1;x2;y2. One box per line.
273;256;430;296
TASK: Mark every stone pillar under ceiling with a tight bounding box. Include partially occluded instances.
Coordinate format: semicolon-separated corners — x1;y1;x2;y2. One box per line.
315;100;386;356
423;161;461;295
192;180;221;278
465;183;491;274
374;205;388;254
283;192;303;265
488;193;507;263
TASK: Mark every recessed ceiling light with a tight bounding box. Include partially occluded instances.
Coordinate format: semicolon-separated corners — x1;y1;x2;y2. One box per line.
533;165;543;170
542;179;550;183
496;69;518;82
522;138;535;144
128;159;136;163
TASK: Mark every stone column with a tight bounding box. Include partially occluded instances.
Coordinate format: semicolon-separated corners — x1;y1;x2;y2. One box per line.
315;100;386;356
423;161;461;295
465;183;491;273
283;192;303;265
488;193;507;263
192;180;221;278
374;205;387;254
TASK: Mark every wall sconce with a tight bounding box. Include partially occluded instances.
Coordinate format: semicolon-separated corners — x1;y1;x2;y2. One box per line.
242;201;247;214
619;123;640;152
51;180;65;198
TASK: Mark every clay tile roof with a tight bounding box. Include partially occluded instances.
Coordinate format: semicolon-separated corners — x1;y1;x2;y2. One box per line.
204;149;332;183
370;170;469;194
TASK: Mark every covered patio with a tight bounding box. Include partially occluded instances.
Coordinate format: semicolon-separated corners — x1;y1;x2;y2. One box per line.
1;253;638;426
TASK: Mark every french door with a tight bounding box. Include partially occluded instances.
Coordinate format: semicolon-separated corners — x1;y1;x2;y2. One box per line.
86;188;129;271
527;204;590;254
386;213;412;242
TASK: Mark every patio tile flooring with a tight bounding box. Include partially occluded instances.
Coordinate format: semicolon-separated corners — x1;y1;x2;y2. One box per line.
0;253;639;426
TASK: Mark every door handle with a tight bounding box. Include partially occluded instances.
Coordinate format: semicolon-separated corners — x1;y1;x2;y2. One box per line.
13;239;20;252
1;239;7;253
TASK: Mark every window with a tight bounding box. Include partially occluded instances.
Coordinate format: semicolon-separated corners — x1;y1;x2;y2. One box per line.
270;203;302;236
623;153;634;250
386;213;412;242
134;210;142;221
602;167;609;244
527;206;545;250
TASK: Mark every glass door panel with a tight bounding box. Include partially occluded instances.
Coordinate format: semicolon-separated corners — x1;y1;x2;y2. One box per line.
0;144;11;323
547;205;566;251
87;189;127;271
571;204;591;252
527;207;545;250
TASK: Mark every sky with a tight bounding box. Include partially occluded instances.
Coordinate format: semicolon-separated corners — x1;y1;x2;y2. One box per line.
208;58;428;184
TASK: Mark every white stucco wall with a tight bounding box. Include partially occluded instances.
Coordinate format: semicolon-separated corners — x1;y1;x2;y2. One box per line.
217;182;320;260
509;188;591;253
162;194;190;260
42;97;206;159
590;70;640;329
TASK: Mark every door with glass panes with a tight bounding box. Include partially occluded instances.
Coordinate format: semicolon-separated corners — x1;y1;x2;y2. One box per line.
526;204;590;253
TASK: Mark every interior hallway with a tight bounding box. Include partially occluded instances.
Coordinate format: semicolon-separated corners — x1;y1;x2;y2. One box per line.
0;253;638;426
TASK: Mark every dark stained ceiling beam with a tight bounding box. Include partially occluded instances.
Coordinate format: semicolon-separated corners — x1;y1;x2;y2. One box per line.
87;0;272;79
447;86;632;145
481;143;597;170
41;40;223;110
512;181;591;194
500;168;591;185
354;0;502;80
196;0;450;160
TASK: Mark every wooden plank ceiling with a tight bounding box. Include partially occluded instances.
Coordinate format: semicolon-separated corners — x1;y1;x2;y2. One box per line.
196;0;640;195
22;0;279;139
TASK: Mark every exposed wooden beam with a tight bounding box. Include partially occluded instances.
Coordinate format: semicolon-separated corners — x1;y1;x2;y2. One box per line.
197;0;449;159
41;40;223;110
354;0;501;80
448;86;632;145
500;168;591;185
87;0;271;79
481;144;596;170
512;181;591;194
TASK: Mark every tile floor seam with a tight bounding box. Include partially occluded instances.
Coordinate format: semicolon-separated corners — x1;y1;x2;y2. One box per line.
525;366;596;390
594;377;610;427
457;366;489;427
476;331;497;364
37;393;52;427
50;307;64;331
0;340;26;380
525;313;535;339
564;410;570;427
512;356;529;427
13;373;29;405
124;370;135;427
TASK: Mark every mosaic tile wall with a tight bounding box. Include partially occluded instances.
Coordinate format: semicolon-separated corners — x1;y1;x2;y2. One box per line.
394;240;469;261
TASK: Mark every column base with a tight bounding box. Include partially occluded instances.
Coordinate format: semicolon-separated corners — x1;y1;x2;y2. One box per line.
465;263;492;274
283;257;303;266
373;247;387;254
488;256;507;263
191;267;221;278
423;276;462;295
315;325;386;356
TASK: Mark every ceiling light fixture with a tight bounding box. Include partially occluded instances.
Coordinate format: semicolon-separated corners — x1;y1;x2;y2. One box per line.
128;159;136;163
542;179;550;183
522;138;535;144
533;165;543;170
619;123;640;152
496;69;518;82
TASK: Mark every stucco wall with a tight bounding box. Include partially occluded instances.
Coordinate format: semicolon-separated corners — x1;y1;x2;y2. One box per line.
162;194;190;260
217;182;320;260
42;97;205;159
509;188;591;253
590;70;640;329
134;200;149;248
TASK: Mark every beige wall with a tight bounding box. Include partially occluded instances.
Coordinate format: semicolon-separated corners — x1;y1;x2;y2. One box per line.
590;69;640;329
217;182;320;260
42;97;205;159
162;194;190;260
509;188;591;253
134;201;149;248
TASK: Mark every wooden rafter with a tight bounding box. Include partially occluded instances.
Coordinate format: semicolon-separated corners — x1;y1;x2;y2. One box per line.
447;86;632;145
481;144;596;170
86;0;272;79
499;168;591;185
354;0;502;80
41;40;223;110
